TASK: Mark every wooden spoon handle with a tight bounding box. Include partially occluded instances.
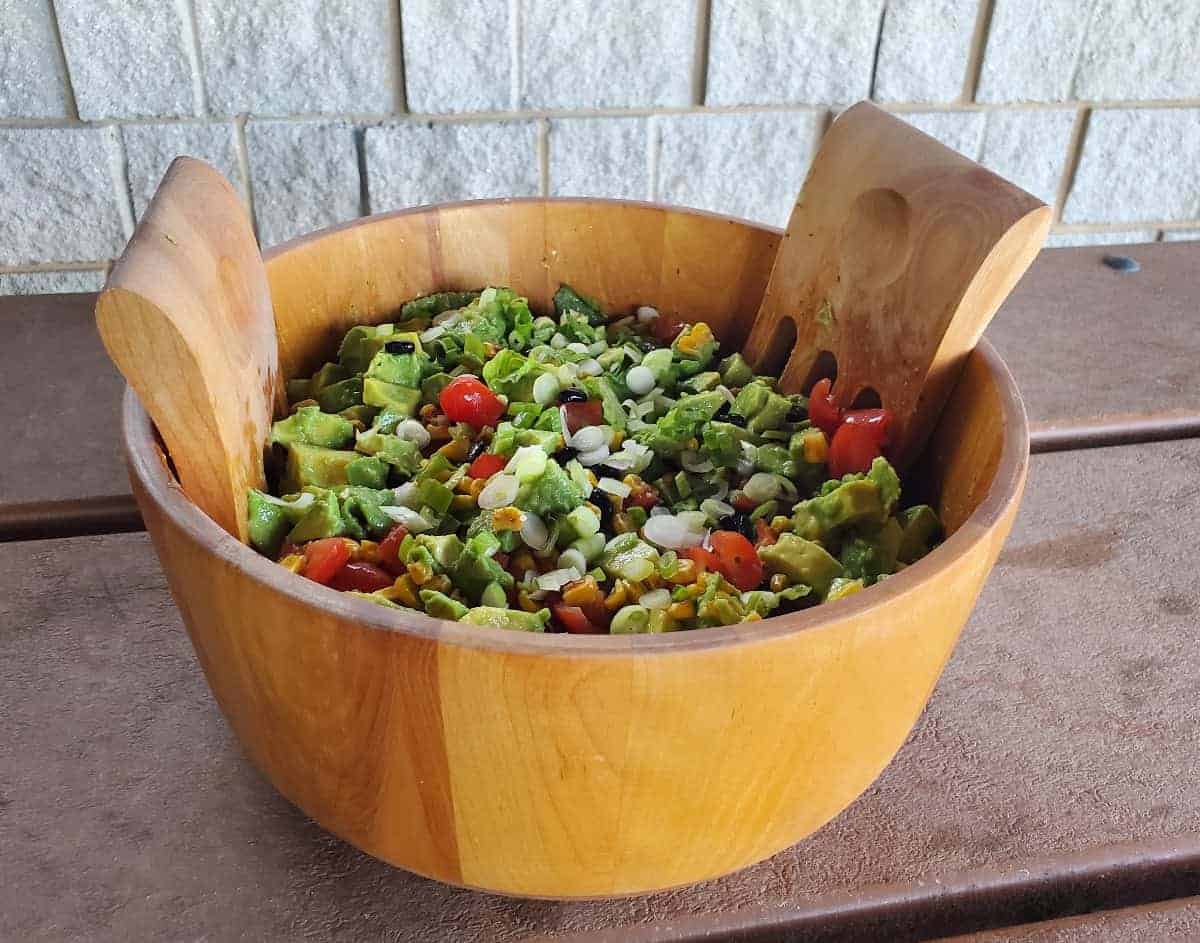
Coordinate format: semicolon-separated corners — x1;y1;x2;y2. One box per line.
743;102;1051;468
96;157;280;540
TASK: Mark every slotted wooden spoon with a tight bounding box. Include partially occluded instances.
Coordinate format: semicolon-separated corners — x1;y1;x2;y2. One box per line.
96;157;280;541
742;102;1052;468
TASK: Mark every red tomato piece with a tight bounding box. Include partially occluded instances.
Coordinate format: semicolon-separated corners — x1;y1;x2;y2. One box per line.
684;546;721;574
551;602;604;634
303;538;352;585
377;523;409;577
828;408;893;478
330;560;394;593
650;312;685;344
808;377;842;436
625;483;660;510
562;399;604;435
468;452;506;479
439;374;506;429
708;530;764;591
754;518;778;548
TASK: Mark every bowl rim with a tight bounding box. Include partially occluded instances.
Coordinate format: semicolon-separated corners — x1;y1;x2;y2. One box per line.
122;197;1029;658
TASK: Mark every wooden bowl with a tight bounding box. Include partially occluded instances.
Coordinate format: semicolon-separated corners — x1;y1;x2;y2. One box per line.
123;198;1028;898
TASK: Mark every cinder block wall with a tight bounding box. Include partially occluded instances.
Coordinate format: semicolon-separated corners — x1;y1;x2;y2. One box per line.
2;0;1197;294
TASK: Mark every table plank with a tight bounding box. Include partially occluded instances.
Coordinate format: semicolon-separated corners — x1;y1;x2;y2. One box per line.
4;438;1200;942
939;897;1200;941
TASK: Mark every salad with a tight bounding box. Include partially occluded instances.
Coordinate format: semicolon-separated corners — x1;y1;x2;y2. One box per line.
246;286;942;633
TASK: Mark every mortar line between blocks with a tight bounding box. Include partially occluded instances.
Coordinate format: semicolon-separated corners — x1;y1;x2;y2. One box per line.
961;0;995;103
391;0;408;112
690;0;712;106
104;127;137;237
45;0;80;120
234;116;260;240
1053;108;1091;223
0;262;112;275
177;0;208;115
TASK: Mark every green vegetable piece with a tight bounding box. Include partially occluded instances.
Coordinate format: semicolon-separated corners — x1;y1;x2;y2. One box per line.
338;324;392;374
285;378;311;403
340;492;392;538
246;490;291;558
316;377;364;413
635;390;727;456
758;533;844;598
718;352;754;388
280;443;359;492
346;591;404;609
482;348;545;400
452;546;514;604
732;381;769;421
748;389;792;435
533;406;563;433
339;405;380;427
897;504;942;563
581;376;627;430
415;534;464;569
401;290;480;321
371;406;410;434
287;490;351;543
414;477;453;515
354;430;422;478
601;539;660;583
419;590;470;620
702;421;743;468
792;479;885;541
418;453;453;481
610;605;651;634
421;372;453;406
362;378;421;415
754;443;796;478
346;455;389;489
309;362;351;397
867;456;901;516
683;371;722;392
517;459;582;518
480;582;508;608
508;402;542;429
839;517;903;585
553;284;606;325
367;346;425;389
270;405;354;450
459;606;549;632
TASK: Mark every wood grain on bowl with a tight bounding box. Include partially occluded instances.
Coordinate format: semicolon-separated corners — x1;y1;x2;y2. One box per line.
115;198;1029;897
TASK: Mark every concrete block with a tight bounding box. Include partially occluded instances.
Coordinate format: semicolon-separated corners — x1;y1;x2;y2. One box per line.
548;117;648;200
976;0;1087;102
401;0;511;113
0;0;72;118
122;122;244;218
874;0;976;103
0;269;107;295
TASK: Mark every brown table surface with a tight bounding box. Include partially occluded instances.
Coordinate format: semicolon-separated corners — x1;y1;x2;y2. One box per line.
6;439;1200;942
3;242;1199;541
940;897;1200;941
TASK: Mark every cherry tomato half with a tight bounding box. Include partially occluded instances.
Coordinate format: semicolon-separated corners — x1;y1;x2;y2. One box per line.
708;530;764;591
377;524;409;577
562;399;604;435
303;538;352;585
330;560;394;593
828;408;893;478
439;374;505;429
468;452;506;480
551;602;605;634
808;377;842;437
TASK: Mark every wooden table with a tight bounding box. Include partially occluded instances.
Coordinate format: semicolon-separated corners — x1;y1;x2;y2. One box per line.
3;243;1199;941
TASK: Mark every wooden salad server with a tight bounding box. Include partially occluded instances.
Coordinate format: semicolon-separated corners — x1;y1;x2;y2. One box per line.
741;101;1052;469
96;157;281;541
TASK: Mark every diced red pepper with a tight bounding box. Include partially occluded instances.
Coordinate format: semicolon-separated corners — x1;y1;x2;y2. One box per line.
377;524;409;577
303;538;352;585
551;602;605;634
330;560;394;593
468;452;506;479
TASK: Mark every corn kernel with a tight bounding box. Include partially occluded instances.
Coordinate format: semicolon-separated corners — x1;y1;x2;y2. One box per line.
517;591;541;613
356;540;381;564
613;512;634;534
451;494;476;511
468;478;487;498
455;476;476;493
419;403;438;420
667;559;697;585
643;573;663;590
802;428;828;464
438;437;470;461
770;573;789;592
562;576;602;607
388;575;419;607
605;581;630;610
676;322;713;356
492;506;524;531
622;474;641;488
484;342;499;358
668;600;696;620
407;562;432;586
280;554;305;574
744;611;763;622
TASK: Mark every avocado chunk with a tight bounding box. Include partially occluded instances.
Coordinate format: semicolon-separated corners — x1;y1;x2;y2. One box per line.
340;487;396;538
415;534;463;569
792;478;886;541
362;378;421;415
287;490;350;543
897;504;942;563
270;405;354;450
401;290;480;321
338;404;379;427
338;325;421;375
280;442;359;492
354;429;422;478
451;546;514;604
246;489;291;558
346;590;404;609
366;343;425;389
420;589;470;620
421;372;452;406
316;377;363;413
718;352;754;388
839;517;903;584
516;458;582;518
758;533;844;598
309;362;351;397
346;455;389;489
459;606;549;632
285;378;311;403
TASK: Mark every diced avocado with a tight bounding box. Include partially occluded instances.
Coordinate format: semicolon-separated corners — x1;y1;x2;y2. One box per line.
309;362;351;397
419;589;469;620
732;381;769;421
346;591;404;609
827;577;865;601
338;404;379;427
553;284;606;325
316;377;364;413
634;390;726;456
338;325;423;375
367;346;425;389
839;518;903;585
898;504;942;564
748;389;792;435
362;378;421;415
340;487;395;538
718;352;754;388
867;456;901;516
533;406;563;433
414;477;453;516
702;421;744;468
421;372;452;406
371;406;409;435
401;289;480;321
270;405;354;450
683;371;722;393
287;490;350;543
792;479;886;541
285;378;311;403
246;489;291;558
754;443;797;478
346;455;389;489
516;459;582;518
452;546;515;604
459;606;549;632
354;430;422;478
758;533;844;598
415;534;463;569
507;401;542;429
280;442;359;492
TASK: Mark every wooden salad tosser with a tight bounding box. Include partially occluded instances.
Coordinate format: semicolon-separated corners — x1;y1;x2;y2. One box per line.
742;102;1051;469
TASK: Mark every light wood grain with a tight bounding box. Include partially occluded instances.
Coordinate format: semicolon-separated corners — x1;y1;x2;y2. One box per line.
95;157;280;540
118;199;1028;898
744;102;1051;469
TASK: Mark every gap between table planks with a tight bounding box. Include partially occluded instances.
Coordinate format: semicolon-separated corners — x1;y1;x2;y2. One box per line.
4;438;1200;942
1;241;1198;541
